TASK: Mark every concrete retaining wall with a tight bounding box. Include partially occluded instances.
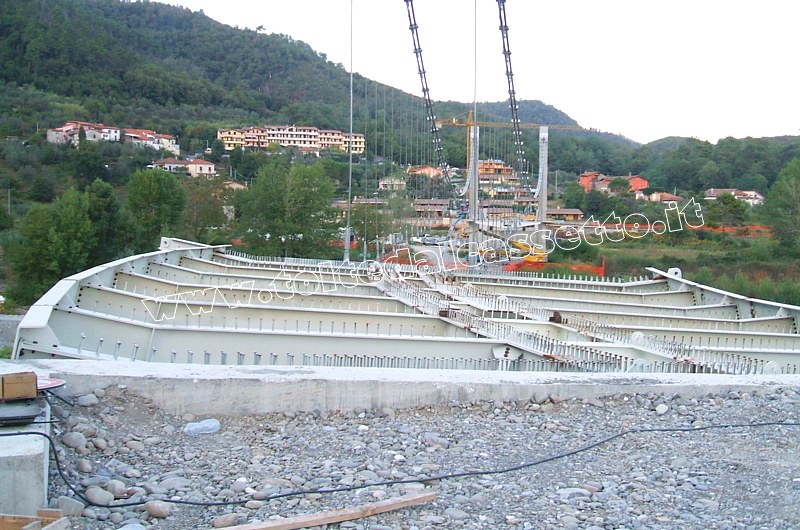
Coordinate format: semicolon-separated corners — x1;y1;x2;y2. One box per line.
7;359;799;416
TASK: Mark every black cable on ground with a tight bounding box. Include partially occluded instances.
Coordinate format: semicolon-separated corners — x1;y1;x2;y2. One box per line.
43;390;75;407
2;419;799;509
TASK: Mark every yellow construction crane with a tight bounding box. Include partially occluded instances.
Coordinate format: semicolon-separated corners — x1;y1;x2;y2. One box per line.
436;110;585;131
435;110;584;168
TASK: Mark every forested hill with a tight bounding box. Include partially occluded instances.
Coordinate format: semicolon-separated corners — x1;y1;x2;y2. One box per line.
0;0;355;131
3;0;799;192
0;0;600;145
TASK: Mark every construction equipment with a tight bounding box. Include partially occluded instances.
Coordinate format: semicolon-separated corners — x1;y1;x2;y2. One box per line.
476;225;548;263
446;200;470;239
434;111;585;132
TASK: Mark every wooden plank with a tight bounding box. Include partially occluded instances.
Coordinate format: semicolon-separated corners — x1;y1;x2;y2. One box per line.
0;512;66;530
0;515;37;530
41;519;70;530
35;511;61;522
225;491;436;530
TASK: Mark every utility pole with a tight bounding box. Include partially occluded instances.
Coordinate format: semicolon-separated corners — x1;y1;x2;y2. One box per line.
554;169;559;197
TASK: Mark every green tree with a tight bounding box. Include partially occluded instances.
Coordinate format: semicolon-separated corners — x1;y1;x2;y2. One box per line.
0;206;12;231
237;160;338;256
582;189;609;217
125;169;187;251
706;193;748;229
561;182;585;210
608;177;630;195
350;202;394;258
69;142;107;187
765;158;800;254
50;188;96;273
181;176;227;243
7;188;95;303
29;173;56;202
697;160;721;189
85;179;134;264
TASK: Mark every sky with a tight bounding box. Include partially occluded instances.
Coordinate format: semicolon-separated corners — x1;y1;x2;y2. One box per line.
161;0;799;145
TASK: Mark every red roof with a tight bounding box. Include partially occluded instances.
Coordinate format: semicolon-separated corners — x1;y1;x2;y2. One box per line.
579;172;649;192
154;158;184;165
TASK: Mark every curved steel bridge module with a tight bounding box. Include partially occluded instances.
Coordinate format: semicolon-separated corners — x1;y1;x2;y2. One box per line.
12;238;800;375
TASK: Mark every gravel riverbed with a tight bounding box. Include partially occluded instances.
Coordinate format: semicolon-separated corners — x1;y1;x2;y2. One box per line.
47;383;800;530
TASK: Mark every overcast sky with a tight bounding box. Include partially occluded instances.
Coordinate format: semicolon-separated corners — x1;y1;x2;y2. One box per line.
161;0;798;145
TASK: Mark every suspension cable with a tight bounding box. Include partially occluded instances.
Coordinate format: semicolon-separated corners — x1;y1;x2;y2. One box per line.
404;0;450;194
497;0;530;192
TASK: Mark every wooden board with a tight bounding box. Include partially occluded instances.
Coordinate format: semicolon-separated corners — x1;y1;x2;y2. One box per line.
224;490;436;530
0;511;69;530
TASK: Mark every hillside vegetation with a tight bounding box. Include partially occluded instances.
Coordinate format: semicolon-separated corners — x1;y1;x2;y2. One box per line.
0;0;799;307
2;0;799;191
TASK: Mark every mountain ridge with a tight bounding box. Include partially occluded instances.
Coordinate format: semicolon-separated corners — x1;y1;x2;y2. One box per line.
0;0;636;148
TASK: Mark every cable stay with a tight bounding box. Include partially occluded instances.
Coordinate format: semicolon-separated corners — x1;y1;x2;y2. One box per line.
496;0;535;198
404;0;452;195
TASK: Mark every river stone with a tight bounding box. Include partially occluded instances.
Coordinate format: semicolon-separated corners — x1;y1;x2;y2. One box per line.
445;507;469;520
144;500;171;518
56;495;85;516
61;432;86;450
158;476;192;491
106;479;128;498
76;458;93;473
84;486;114;506
212;513;239;528
125;440;145;452
77;393;99;407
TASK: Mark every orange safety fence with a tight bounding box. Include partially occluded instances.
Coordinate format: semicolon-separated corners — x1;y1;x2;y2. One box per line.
590;223;772;238
503;257;606;277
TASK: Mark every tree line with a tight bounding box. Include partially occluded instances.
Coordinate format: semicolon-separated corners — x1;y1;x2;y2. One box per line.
2;171;187;304
2;0;799;197
0;144;356;305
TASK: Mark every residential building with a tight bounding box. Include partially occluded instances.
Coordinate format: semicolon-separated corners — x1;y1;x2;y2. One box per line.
183;158;216;178
319;129;345;151
414;198;450;220
478;159;514;178
546;208;584;222
152;158;186;173
217;129;245;150
124;128;180;156
478;159;517;189
343;133;366;155
153;157;216;178
299;146;321;157
264;125;319;150
378;175;407;191
406;165;443;179
46;121;120;145
579;171;649;197
704;188;764;206
47;121;179;154
217;125;365;155
647;191;682;203
514;196;537;210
